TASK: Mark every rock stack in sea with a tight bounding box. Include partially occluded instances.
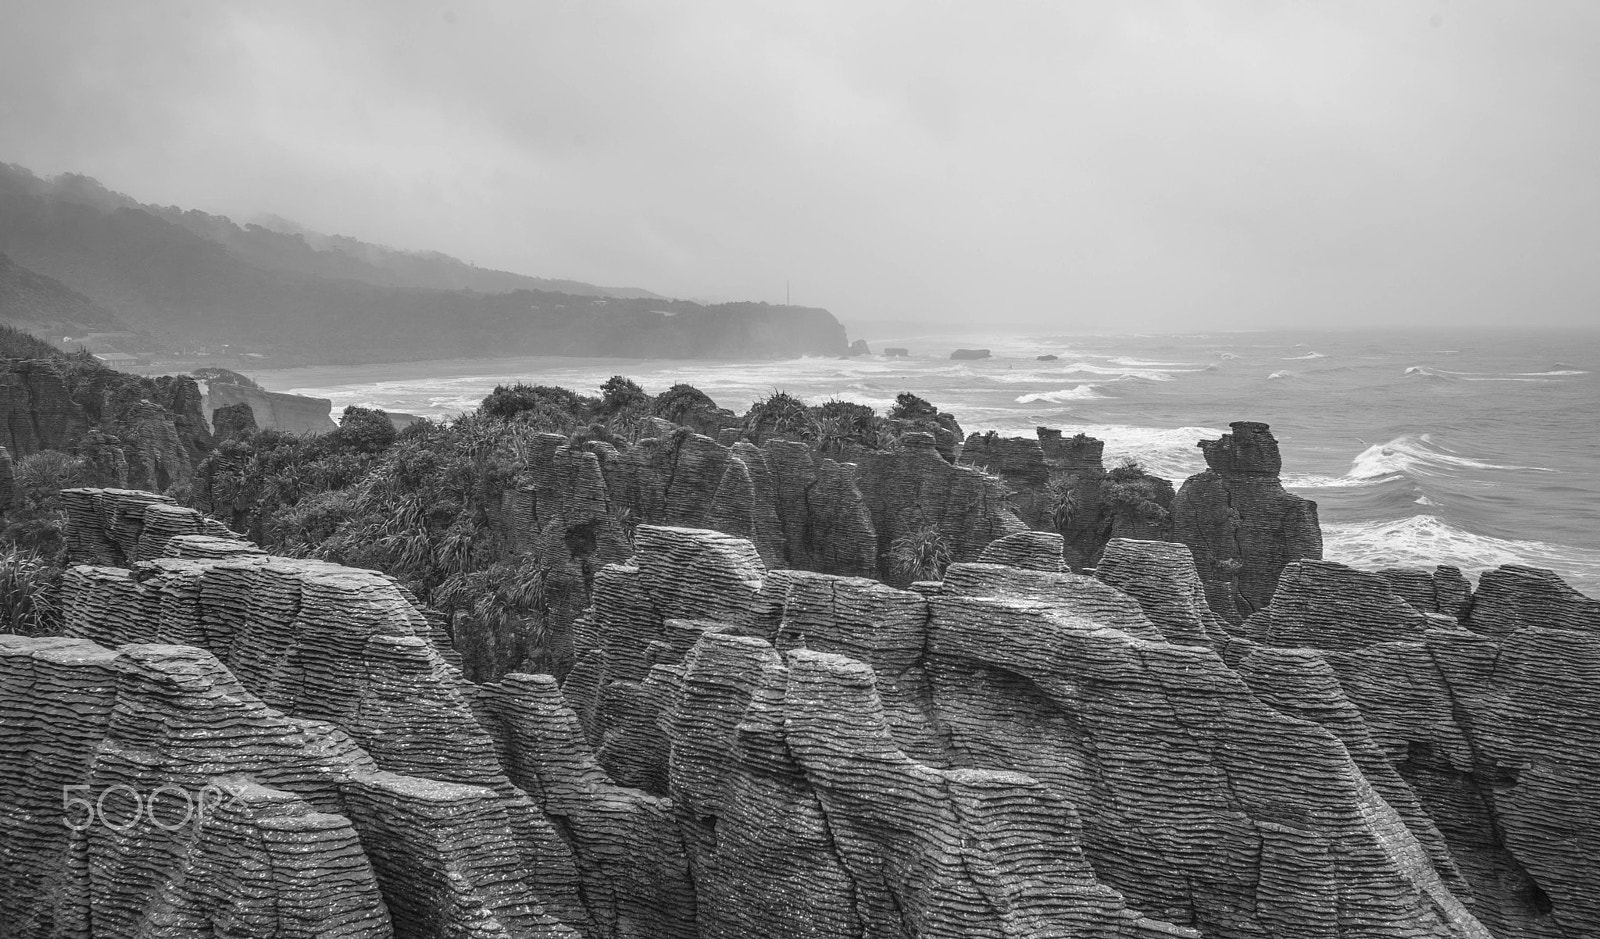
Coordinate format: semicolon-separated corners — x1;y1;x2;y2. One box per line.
1172;421;1323;621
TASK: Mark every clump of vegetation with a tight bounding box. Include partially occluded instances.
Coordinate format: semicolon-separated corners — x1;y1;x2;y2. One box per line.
815;398;883;453
334;405;398;454
744;390;818;441
480;383;593;423
0;549;63;636
0;449;97;637
188;367;264;391
0;323;71;360
887;526;953;584
1101;458;1172;525
1048;480;1081;531
889;392;939;422
652;383;718;424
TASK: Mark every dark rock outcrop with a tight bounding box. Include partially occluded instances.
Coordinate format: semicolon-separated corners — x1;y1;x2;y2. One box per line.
0;444;14;510
210;401;257;441
949;347;991;359
1036;353;1058;361
0;358;212;491
1172;421;1321;621
960;428;1175;570
883;346;909;357
481;428;1022;681
846;338;871;356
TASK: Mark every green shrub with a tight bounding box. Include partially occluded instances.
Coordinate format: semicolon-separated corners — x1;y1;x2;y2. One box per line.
0;549;63;636
336;406;397;453
887;526;953;583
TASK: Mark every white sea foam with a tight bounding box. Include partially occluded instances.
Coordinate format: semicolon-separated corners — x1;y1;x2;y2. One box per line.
1015;385;1108;404
1284;351;1326;360
1058;361;1196;381
1267;370;1295;380
1282;473;1389;489
1037;424;1223;480
1324;515;1600;591
1348;434;1554;479
1404;365;1568;382
1284;434;1556;489
1107;357;1199;368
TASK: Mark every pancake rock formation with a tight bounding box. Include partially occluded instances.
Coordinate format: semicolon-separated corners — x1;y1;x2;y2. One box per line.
959;428;1175;570
1172;421;1322;622
6;480;1595;939
0;358;212;491
482;426;1022;680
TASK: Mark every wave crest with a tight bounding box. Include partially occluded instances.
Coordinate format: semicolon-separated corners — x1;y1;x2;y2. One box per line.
1015;385;1108;404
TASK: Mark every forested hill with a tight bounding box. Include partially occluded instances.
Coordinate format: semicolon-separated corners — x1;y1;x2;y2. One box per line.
0;163;847;363
0;251;130;337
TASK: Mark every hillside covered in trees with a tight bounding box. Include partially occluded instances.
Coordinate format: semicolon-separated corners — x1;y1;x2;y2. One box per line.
0;163;849;364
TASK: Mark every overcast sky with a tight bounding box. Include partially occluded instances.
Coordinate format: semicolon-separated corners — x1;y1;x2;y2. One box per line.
3;1;1597;330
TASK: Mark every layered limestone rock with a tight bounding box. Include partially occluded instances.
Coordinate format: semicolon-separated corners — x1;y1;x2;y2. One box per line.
959;428;1176;571
1241;559;1600;939
1172;421;1322;622
474;427;1022;681
567;523;1498;938
0;635;582;939
0;358;212;491
14;480;1596;939
61;487;244;566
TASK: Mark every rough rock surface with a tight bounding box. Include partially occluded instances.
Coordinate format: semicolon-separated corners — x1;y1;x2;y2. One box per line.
209;400;257;441
563;525;1498;938
0;443;14;510
1172;421;1322;621
1241;559;1600;938
960;428;1176;570
475;428;1023;680
0;358;212;491
10;483;1596;939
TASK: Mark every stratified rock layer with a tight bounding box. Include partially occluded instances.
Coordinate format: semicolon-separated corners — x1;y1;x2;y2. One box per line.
11;484;1597;939
1172;421;1322;621
0;358;212;491
1241;559;1600;939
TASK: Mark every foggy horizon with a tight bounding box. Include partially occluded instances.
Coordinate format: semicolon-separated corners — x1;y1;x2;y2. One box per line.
5;1;1599;331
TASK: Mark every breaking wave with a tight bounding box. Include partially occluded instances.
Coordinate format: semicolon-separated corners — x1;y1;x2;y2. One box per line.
1015;385;1108;404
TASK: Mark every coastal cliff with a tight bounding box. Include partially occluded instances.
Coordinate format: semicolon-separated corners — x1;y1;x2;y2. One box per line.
8;486;1593;936
203;380;338;434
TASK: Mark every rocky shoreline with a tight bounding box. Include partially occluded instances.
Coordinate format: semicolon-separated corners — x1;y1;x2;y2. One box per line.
2;400;1595;937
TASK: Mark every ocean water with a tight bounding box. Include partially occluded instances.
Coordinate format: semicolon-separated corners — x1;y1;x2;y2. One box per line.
249;328;1600;595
